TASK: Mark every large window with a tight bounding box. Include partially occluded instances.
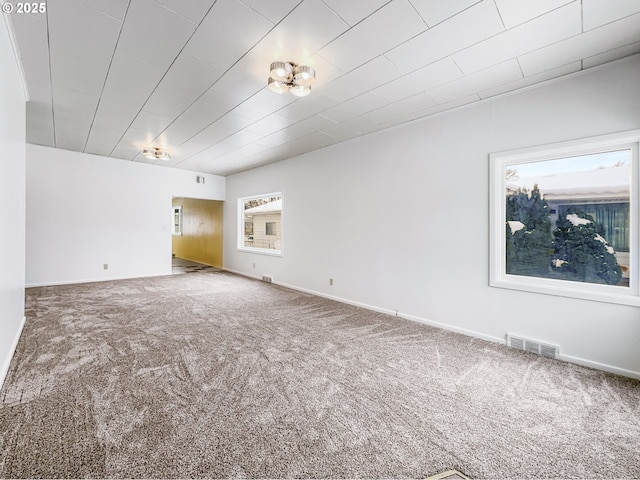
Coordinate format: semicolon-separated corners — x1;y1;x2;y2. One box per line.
490;130;640;306
238;193;283;255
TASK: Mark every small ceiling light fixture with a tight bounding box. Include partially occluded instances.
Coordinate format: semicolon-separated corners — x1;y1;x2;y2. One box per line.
142;147;171;161
267;61;316;97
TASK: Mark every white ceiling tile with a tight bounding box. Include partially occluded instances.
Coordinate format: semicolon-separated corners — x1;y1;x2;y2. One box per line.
453;1;582;74
53;87;99;120
155;52;224;102
411;94;481;120
276;93;338;122
320;0;390;26
48;0;122;96
246;115;297;136
118;0;196;65
363;92;437;125
85;127;128;157
321;92;388;122
385;0;504;73
52;109;92;151
278;115;335;138
249;0;349;66
320;115;380;142
238;0;301;24
127;111;174;138
478;61;581;99
582;42;640;69
494;0;574;29
154;0;216;23
320;56;402;103
80;0;129;22
429;59;522;103
582;0;640;31
518;13;640;75
90;50;163;130
143;89;194;119
318;0;426;71
185;0;273;68
372;57;463;102
408;0;481;27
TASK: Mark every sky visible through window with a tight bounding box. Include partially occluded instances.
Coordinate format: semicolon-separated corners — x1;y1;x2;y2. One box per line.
512;149;629;179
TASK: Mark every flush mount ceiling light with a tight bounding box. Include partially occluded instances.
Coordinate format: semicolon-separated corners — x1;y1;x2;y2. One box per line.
267;61;316;97
142;147;171;161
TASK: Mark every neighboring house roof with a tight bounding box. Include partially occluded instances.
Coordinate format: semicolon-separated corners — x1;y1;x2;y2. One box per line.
507;165;629;201
244;199;282;216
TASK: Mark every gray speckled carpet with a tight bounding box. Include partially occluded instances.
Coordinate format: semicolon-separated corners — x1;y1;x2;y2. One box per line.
1;271;639;478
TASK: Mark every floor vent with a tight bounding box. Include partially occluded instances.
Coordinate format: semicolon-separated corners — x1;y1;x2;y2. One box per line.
507;334;559;359
261;275;273;284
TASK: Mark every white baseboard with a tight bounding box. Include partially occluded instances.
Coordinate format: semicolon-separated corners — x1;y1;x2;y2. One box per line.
223;268;640;380
0;315;26;389
26;272;170;288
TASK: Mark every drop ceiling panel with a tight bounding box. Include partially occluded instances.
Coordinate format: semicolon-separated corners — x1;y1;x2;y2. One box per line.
154;0;216;24
321;56;402;103
363;92;437;125
518;13;640;75
143;89;194;119
245;115;297;136
238;0;302;24
582;0;640;31
493;0;575;29
372;57;463;102
321;92;388;123
408;0;481;27
154;52;224;102
320;115;380;142
428;60;523;104
272;92;337;122
48;0;122;97
184;0;274;68
478;61;581;99
78;0;129;22
320;0;390;26
452;1;582;74
116;0;197;67
318;0;426;72
385;0;505;74
85;127;128;157
583;42;640;69
8;12;49;101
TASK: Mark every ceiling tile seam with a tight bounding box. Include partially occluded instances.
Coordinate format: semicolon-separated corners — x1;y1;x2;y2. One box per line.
236;0;303;25
584;11;640;33
492;0;507;30
82;0;132;153
404;0;433;28
319;0;394;28
152;0;200;26
78;0;126;23
107;1;223;158
45;3;56;147
410;0;484;29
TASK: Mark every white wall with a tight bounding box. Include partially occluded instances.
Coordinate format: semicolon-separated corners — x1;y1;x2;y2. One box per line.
0;16;26;387
224;55;640;378
26;145;225;286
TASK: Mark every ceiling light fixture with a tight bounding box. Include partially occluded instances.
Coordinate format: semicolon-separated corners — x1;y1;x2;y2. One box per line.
267;61;316;97
142;147;171;161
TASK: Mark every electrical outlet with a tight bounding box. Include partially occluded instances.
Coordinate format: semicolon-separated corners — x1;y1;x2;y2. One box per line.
329;278;333;286
103;264;109;270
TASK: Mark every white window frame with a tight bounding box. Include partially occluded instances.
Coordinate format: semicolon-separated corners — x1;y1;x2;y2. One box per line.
489;130;640;306
172;206;182;236
237;192;283;257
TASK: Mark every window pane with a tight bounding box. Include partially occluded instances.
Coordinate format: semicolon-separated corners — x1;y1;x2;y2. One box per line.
505;149;630;287
240;194;282;253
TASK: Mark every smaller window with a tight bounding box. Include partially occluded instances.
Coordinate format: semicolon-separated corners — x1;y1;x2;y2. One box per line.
266;222;276;236
172;206;182;236
238;193;282;256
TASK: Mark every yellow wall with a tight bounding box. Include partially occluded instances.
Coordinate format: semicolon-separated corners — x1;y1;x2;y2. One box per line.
172;197;223;267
